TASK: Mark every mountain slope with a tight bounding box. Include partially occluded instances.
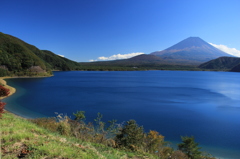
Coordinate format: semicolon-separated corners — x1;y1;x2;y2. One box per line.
37;50;80;71
0;32;80;76
199;56;240;70
230;63;240;72
0;32;47;72
151;37;232;63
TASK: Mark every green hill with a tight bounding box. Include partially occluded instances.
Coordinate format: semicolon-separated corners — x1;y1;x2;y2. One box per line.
198;56;240;71
37;50;80;71
0;32;80;77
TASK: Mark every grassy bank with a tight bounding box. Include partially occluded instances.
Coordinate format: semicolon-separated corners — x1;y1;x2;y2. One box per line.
0;112;155;159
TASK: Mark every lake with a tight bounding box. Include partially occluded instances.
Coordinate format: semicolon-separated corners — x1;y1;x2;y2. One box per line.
3;71;240;158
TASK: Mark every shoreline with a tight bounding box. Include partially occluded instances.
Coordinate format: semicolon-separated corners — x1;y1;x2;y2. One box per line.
0;76;51;119
0;75;53;100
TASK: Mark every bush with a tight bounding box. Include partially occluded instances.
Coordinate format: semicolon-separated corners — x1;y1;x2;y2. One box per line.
0;85;9;118
73;110;86;121
0;85;10;97
0;101;6;118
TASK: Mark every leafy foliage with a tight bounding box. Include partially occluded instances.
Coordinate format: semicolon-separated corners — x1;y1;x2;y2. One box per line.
0;32;46;72
73;110;86;121
29;111;216;158
145;130;165;153
39;50;80;71
0;32;81;77
0;85;9;118
0;85;10;97
0;68;10;76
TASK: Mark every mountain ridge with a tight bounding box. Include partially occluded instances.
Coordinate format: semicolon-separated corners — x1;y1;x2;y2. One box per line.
0;32;80;76
230;64;240;72
151;37;232;63
199;56;240;71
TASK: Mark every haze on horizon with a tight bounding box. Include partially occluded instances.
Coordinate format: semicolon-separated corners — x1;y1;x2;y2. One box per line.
1;0;240;62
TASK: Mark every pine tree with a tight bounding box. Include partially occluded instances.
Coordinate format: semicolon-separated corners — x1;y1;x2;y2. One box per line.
178;136;202;159
115;120;144;150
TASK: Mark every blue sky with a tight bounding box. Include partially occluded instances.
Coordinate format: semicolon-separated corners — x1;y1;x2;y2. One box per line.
1;0;240;62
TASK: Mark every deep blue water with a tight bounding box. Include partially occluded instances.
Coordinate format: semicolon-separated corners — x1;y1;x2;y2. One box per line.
3;71;240;158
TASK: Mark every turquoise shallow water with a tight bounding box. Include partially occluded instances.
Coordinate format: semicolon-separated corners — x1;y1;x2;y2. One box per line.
4;71;240;158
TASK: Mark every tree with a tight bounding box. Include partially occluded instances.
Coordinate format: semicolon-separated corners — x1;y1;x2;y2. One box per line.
145;130;165;153
115;120;144;150
178;136;202;159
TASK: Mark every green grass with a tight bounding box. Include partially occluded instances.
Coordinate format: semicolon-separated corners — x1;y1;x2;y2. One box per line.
0;112;156;159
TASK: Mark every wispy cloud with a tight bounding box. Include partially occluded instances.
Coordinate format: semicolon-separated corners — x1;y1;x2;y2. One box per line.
89;52;144;62
209;43;240;57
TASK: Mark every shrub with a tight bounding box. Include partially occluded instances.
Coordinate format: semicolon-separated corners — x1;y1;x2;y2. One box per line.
0;85;9;118
0;85;10;97
73;110;86;121
170;150;188;159
55;113;71;136
0;101;6;118
158;147;174;159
